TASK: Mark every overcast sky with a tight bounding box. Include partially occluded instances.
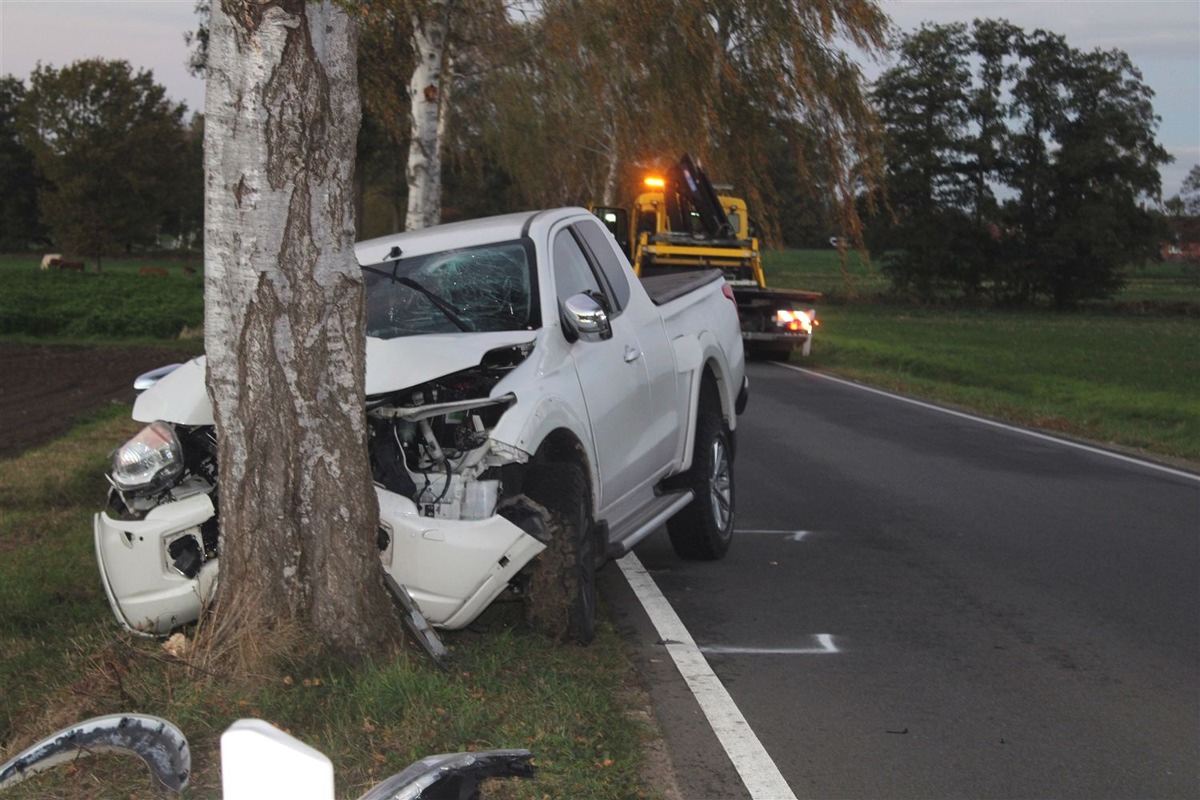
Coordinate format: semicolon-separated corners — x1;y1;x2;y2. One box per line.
1;0;1196;195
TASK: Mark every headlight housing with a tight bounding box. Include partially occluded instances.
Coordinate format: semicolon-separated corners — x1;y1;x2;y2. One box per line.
110;421;184;492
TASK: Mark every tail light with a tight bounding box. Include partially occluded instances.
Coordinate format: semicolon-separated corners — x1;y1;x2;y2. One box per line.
774;309;815;335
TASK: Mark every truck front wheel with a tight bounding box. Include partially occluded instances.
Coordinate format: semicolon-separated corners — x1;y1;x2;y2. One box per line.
519;460;596;644
667;387;735;560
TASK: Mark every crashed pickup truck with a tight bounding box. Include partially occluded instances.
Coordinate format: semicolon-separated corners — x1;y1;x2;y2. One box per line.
95;207;747;644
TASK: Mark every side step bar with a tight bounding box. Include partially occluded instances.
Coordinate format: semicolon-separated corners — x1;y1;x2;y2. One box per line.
605;490;694;559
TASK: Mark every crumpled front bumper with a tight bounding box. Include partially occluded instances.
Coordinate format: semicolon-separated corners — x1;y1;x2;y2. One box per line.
94;488;545;636
94;494;218;635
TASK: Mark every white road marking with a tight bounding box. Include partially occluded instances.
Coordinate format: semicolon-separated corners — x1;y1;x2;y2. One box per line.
617;552;798;800
703;634;840;655
776;363;1200;483
738;528;812;541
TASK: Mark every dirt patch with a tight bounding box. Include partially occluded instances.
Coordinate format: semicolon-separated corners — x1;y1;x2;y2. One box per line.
0;343;199;460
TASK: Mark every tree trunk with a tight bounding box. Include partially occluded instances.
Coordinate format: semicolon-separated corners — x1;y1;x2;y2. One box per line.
204;0;397;662
405;0;451;231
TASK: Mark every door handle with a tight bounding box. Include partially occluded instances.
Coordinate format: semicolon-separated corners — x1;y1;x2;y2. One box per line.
623;345;642;363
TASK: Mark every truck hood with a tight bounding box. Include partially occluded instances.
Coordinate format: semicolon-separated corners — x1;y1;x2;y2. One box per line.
132;332;538;425
364;332;536;396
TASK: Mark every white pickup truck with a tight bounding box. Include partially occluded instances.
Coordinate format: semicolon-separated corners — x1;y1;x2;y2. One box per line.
94;207;748;644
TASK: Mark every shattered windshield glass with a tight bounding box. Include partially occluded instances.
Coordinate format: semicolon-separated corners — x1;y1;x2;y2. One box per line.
363;239;539;339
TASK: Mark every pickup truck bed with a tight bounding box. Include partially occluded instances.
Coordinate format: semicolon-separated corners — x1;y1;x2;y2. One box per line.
641;269;724;306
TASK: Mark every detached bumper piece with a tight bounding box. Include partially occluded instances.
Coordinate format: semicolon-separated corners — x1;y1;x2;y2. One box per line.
0;714;191;793
359;749;536;800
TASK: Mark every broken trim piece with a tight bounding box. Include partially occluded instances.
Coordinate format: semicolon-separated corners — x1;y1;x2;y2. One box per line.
0;714;191;793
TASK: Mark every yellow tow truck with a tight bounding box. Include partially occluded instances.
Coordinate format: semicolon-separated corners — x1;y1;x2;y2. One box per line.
593;153;820;359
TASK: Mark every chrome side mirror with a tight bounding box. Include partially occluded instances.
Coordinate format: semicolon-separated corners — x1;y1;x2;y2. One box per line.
562;293;612;342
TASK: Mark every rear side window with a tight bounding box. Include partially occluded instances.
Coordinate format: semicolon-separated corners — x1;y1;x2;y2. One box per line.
574;219;632;311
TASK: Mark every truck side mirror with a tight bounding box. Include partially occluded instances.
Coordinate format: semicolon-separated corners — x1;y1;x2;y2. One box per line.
562;293;612;342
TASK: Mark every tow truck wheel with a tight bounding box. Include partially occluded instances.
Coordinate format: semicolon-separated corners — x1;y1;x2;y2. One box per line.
667;384;734;560
520;460;597;644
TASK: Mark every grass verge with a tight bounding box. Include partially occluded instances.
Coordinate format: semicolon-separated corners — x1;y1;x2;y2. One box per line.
764;250;1200;468
0;410;663;799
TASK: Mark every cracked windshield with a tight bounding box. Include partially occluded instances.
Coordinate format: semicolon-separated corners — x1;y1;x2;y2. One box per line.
364;240;536;337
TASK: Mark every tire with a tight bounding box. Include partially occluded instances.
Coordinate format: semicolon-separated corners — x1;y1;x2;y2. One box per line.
666;384;735;560
519;460;597;644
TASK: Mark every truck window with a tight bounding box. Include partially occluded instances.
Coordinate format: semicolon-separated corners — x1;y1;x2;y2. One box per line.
573;219;632;311
553;228;605;304
362;240;538;338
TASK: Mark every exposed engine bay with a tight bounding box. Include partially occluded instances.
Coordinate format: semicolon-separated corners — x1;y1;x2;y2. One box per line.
366;342;532;522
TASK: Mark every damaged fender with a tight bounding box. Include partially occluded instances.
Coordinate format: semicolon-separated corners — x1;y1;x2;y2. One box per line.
377;486;545;629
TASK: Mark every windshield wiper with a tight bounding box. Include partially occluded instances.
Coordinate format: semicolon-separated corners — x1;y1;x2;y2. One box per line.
361;261;474;332
394;276;473;332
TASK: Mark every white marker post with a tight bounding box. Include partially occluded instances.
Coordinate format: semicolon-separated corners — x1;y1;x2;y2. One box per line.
221;719;334;800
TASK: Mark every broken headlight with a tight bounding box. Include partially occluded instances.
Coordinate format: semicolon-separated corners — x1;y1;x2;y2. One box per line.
110;421;184;493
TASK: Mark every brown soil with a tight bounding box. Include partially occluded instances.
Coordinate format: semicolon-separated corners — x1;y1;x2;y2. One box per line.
0;343;199;460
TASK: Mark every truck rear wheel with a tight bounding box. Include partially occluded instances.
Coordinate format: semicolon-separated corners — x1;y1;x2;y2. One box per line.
520;460;596;644
667;385;734;560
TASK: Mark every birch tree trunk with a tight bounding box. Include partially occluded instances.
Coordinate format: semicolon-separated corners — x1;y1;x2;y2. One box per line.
204;0;397;661
404;0;451;230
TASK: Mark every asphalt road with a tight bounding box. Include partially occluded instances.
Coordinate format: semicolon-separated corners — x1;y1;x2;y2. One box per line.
604;361;1200;799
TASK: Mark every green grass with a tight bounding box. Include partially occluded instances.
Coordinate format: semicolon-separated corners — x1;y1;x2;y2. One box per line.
0;254;204;340
764;250;1200;466
0;411;661;799
762;246;888;298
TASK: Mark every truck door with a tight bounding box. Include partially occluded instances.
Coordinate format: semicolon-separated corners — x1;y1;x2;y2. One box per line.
552;224;655;509
572;218;679;473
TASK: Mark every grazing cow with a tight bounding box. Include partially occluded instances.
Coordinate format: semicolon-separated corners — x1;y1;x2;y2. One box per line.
139;266;169;277
40;254;63;270
57;260;85;272
181;265;197;276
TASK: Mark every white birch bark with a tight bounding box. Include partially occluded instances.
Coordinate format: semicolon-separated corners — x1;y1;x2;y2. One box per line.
204;0;395;658
404;0;452;231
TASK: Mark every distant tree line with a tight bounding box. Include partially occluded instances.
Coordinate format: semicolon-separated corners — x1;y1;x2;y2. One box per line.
865;19;1174;308
0;62;202;267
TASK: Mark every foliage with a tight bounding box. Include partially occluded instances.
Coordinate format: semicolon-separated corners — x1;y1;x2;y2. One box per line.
476;0;890;247
1163;165;1200;255
0;77;45;251
180;1;886;243
869;20;1173;308
1179;165;1200;216
16;59;195;268
183;0;210;78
